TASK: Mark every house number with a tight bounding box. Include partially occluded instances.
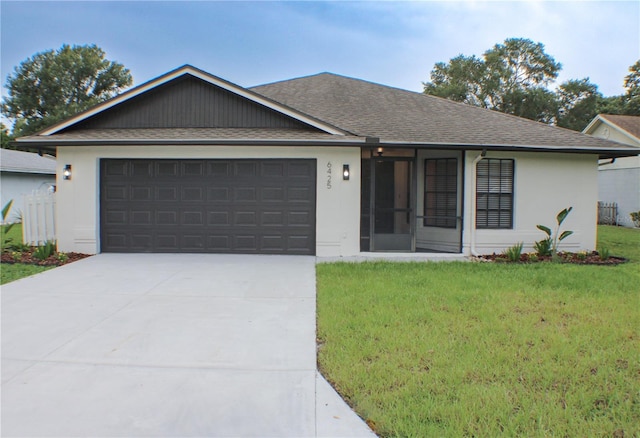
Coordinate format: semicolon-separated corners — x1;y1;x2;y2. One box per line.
326;161;332;189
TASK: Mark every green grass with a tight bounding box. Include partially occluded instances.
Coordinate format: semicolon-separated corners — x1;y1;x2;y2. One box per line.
317;226;640;437
1;263;54;285
1;223;53;284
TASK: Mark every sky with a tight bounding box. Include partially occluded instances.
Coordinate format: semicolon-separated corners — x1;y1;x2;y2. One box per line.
1;0;639;123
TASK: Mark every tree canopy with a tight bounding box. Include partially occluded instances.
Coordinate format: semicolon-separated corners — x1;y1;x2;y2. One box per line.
2;44;132;137
424;38;640;130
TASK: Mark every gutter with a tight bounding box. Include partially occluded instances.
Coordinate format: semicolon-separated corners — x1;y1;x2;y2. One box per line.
469;149;487;257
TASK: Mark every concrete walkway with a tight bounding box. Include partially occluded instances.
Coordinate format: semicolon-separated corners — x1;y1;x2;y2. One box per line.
1;254;376;437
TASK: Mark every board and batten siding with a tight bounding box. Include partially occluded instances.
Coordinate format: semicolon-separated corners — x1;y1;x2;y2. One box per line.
66;76;314;130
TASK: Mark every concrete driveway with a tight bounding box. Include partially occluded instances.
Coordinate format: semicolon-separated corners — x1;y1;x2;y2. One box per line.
1;254;375;437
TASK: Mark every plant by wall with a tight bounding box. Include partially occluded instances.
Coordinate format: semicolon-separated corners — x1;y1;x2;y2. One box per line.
536;207;574;255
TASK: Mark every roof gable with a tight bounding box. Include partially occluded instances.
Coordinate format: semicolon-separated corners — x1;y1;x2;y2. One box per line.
583;114;640;146
41;65;346;136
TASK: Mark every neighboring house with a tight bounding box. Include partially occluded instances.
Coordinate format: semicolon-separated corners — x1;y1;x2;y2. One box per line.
0;148;56;223
583;114;640;227
15;65;638;256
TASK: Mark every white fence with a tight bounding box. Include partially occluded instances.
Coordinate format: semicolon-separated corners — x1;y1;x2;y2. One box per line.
22;190;56;245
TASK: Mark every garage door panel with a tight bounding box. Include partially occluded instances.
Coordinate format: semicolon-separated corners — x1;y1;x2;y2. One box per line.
101;159;316;254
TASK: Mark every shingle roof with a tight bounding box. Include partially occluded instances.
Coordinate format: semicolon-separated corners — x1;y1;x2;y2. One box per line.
0;148;56;174
599;114;640;141
251;73;631;150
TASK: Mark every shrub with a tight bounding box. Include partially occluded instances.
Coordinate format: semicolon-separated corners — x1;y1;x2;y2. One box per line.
598;247;611;261
631;211;640;228
33;241;56;261
536;207;573;255
1;200;16;252
502;242;523;262
534;238;552;257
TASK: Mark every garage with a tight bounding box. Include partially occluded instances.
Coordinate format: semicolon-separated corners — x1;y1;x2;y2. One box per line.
100;159;316;254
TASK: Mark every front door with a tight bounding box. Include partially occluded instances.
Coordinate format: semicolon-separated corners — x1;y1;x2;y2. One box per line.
361;151;415;252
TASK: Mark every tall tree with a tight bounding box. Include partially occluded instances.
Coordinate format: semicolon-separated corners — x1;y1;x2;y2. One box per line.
2;44;132;137
623;60;640;115
556;78;600;131
423;38;561;121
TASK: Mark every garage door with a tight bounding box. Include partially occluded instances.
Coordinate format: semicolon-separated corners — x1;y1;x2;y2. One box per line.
100;159;316;254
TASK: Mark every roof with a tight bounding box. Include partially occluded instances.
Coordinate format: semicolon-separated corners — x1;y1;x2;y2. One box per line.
0;148;56;174
583;114;640;146
14;67;640;159
251;73;634;152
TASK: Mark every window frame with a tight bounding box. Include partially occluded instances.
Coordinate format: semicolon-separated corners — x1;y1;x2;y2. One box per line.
475;158;514;229
423;157;458;228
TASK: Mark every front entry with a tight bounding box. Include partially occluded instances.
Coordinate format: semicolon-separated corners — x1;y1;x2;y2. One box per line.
361;150;416;251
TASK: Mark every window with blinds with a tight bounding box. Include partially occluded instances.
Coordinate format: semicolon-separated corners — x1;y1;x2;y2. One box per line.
476;159;514;229
424;158;458;228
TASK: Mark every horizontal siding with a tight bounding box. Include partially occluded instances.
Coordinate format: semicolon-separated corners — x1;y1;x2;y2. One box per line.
68;76;312;130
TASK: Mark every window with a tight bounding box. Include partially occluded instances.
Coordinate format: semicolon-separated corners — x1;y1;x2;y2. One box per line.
424;158;458;228
476;159;514;229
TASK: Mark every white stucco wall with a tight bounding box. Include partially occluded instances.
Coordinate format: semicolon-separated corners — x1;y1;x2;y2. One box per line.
461;151;599;255
0;172;56;222
55;145;361;256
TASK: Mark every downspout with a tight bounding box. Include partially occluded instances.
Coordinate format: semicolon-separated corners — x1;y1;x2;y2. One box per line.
470;149;487;257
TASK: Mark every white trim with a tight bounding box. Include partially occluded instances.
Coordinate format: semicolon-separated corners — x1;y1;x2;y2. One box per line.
39;66;346;137
583;115;640;144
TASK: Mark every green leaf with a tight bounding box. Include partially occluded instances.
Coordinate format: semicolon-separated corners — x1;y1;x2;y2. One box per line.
2;200;14;221
556;206;573;225
536;225;552;237
558;230;574;241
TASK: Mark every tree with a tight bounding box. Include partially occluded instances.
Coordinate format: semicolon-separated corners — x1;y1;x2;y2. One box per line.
623;60;640;115
556;78;601;131
1;123;13;149
2;44;132;137
423;38;562;121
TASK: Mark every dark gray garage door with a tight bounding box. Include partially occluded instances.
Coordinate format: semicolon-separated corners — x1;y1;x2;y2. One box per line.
100;159;316;254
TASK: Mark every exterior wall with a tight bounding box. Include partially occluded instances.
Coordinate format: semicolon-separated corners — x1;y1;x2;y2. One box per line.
461;151;599;255
591;121;640;227
598;166;640;227
55;145;361;256
0;172;56;222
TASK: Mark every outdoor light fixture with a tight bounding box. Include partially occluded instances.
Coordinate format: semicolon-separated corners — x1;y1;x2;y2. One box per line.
63;164;72;180
377;147;384;156
343;164;350;180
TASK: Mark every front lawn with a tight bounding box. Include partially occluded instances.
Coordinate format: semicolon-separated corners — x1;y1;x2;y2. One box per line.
1;223;54;284
316;226;640;437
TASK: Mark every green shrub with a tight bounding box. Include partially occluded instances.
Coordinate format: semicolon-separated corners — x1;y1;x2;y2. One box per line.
502;242;523;262
534;238;552;256
536;207;573;255
598;247;611;261
630;211;640;228
1;200;16;252
33;241;56;261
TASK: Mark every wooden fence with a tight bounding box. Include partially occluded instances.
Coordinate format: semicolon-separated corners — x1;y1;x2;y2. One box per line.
597;201;618;225
22;191;56;245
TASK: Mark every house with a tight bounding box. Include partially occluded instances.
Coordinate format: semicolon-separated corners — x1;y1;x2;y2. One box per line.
15;65;639;256
583;114;640;227
0;148;56;223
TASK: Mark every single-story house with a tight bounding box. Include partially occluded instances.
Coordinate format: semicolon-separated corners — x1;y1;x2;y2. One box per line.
0;148;56;223
15;65;639;256
583;114;640;227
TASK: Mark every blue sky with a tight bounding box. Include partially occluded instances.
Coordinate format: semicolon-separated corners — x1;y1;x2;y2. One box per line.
1;0;638;111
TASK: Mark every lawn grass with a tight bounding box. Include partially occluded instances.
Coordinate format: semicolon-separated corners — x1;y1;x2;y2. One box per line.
0;223;53;284
316;226;640;437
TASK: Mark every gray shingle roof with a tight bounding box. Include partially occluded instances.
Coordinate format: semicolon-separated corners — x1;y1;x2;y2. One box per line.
0;148;56;174
251;73;631;150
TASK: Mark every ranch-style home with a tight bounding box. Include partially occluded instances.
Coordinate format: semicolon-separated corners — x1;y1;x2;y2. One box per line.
15;65;639;257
